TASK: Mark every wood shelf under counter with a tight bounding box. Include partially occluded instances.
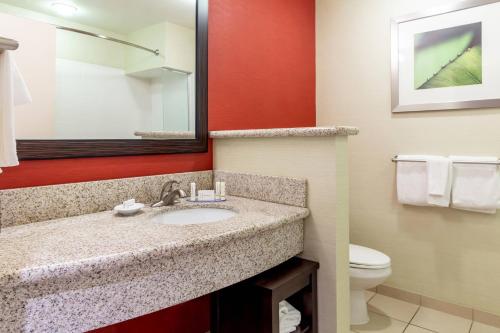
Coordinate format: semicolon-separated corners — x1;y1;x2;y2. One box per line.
211;257;319;333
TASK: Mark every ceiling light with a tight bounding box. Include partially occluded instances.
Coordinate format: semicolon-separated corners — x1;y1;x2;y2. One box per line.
50;2;78;17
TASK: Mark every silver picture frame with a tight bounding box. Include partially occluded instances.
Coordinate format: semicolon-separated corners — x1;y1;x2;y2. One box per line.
391;0;500;112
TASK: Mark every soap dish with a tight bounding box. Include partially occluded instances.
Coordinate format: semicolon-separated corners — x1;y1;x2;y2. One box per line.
114;203;145;216
187;198;227;203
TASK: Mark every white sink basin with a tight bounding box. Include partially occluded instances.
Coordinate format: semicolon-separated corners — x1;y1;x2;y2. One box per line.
151;208;237;225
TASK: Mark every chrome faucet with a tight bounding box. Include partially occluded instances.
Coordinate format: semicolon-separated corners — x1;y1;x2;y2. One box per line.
153;180;187;207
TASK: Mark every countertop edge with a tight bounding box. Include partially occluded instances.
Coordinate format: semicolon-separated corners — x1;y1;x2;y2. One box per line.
1;215;306;333
209;126;359;138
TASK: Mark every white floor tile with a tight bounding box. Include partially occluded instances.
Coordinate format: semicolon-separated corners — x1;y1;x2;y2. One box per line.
351;311;407;333
470;322;500;333
368;294;419;323
410;307;471;333
404;325;436;333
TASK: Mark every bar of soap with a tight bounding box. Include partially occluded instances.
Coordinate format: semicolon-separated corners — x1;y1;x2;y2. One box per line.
123;199;136;208
198;190;215;201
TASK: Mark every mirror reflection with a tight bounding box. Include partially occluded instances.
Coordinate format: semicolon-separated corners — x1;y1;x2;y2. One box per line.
0;0;197;140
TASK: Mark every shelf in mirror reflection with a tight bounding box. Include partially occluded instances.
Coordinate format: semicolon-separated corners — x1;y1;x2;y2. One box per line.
134;131;196;140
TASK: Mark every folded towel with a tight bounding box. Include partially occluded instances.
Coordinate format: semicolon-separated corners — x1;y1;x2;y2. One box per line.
427;156;452;207
279;301;301;333
281;314;301;327
0;51;32;174
279;302;289;316
450;156;500;214
280;326;296;333
397;155;432;206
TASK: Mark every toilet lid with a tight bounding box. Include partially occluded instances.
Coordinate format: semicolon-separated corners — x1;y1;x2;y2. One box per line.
349;244;391;269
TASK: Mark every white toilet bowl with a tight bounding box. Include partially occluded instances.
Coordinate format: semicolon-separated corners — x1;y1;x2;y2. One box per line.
349;244;391;325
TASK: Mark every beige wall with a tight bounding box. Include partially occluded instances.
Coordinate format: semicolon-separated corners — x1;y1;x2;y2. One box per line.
214;136;351;333
0;12;56;138
316;0;500;316
57;29;127;69
126;21;195;74
163;21;195;73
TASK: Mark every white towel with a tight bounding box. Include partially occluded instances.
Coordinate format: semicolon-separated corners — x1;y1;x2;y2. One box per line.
279;301;301;333
426;156;452;207
0;51;32;174
396;155;432;206
450;156;500;214
279;302;289;316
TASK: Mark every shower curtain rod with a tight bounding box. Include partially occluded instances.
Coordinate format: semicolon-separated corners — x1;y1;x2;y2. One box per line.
56;26;160;56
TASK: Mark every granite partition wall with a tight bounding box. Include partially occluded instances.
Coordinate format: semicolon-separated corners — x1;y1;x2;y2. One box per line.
0;170;309;229
0;171;212;228
213;171;307;207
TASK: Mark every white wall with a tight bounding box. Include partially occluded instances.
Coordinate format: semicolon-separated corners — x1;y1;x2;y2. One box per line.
162;71;190;132
55;59;152;139
151;70;195;133
0;12;56;139
316;0;500;316
151;79;166;132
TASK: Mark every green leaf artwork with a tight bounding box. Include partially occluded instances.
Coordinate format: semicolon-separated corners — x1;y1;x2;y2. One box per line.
414;22;482;90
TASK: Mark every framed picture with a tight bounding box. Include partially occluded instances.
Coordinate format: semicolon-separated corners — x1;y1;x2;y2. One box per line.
391;0;500;112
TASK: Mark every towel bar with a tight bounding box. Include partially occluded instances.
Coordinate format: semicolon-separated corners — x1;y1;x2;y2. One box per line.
392;155;500;165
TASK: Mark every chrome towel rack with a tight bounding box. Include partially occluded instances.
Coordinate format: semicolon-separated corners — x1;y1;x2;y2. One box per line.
392;155;500;166
0;36;19;52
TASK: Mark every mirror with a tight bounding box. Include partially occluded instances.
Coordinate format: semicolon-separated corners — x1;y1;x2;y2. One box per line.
0;0;208;159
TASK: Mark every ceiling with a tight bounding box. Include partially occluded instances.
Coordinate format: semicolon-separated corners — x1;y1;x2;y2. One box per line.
1;0;196;33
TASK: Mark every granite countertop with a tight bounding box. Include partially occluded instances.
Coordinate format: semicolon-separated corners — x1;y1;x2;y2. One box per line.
209;126;359;138
0;196;309;289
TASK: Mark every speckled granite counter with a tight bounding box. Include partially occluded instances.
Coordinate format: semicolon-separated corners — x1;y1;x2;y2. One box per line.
0;196;308;333
209;126;359;138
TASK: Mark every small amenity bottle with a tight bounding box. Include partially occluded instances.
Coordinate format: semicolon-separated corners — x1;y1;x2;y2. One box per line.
220;182;226;200
190;182;196;201
215;181;221;200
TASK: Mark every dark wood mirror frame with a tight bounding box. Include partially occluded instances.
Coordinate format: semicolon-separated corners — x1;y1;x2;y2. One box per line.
17;0;208;160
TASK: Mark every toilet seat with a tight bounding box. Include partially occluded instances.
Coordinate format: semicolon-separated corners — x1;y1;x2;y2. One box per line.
349;244;391;269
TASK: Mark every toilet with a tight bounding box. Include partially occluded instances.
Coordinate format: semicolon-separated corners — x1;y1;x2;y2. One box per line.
349;244;392;325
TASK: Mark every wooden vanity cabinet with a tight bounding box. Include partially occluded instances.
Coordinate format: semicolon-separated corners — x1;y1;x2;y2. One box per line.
211;257;319;333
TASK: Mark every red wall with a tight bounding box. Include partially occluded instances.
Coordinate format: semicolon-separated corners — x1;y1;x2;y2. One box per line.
88;296;211;333
0;152;213;190
3;0;316;331
209;0;316;131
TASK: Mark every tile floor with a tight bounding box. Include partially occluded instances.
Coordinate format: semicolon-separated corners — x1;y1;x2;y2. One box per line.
350;291;500;333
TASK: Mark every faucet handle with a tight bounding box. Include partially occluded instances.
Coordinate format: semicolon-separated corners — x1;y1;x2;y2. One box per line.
160;180;180;200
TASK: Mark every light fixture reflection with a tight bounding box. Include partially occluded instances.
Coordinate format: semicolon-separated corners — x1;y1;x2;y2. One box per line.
50;2;78;17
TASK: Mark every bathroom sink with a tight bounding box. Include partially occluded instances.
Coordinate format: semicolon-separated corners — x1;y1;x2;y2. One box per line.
151;208;237;225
